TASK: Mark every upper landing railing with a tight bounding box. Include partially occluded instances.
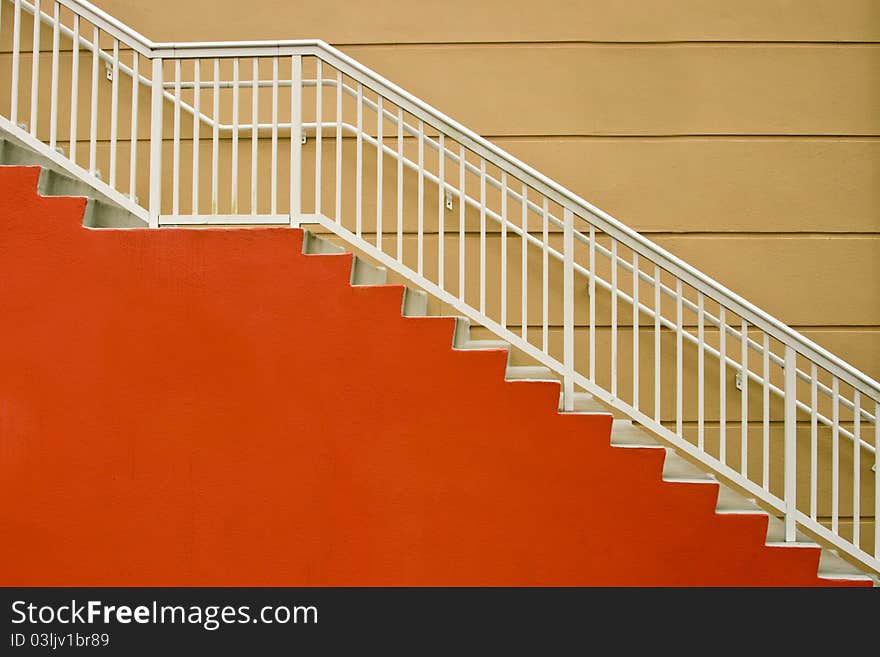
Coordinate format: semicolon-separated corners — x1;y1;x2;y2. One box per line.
1;0;878;573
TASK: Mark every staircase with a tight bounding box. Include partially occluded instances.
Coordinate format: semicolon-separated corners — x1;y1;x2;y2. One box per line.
0;163;871;586
0;0;878;582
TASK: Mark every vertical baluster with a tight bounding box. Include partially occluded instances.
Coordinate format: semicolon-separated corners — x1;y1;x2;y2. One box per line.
290;54;302;224
11;0;21;123
810;364;818;520
500;172;508;328
417;119;425;273
396;108;403;258
783;346;797;541
610;240;618;399
130;52;139;202
588;225;596;383
109;39;119;188
479;159;486;312
49;1;59;149
376;96;383;251
355;82;363;236
148;56;163;228
30;0;40;137
231;57;239;214
563;208;574;411
335;70;342;224
832;377;839;533
675;280;683;437
654;264;661;422
874;400;879;560
741;321;749;476
632;253;639;411
89;26;98;174
457;145;465;300
719;308;727;463
271;57;278;215
762;333;770;489
521;184;528;342
313;59;321;218
69;13;78;163
853;390;861;548
697;292;705;451
211;58;219;214
251;58;259;215
437;133;445;287
541;197;549;353
190;59;198;213
171;58;180;215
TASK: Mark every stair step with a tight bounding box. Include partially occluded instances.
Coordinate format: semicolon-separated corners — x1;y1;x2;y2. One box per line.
458;339;511;352
1;138;45;167
350;256;388;286
712;511;809;544
762;542;877;583
39;167;97;198
817;548;875;578
453;317;471;347
82;198;144;228
615;445;715;481
609;419;658;446
402;287;427;316
766;516;813;543
661;450;715;480
505;365;559;381
715;484;762;512
817;573;878;585
302;230;345;255
571;392;607;413
558;391;608;413
663;478;761;512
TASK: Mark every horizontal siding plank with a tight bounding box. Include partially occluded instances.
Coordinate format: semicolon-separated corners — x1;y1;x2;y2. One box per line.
317;234;880;327
6;46;876;138
491;137;880;233
81;136;878;234
46;0;880;44
341;44;880;136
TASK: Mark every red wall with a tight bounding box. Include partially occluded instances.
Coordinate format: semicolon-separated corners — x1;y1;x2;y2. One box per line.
0;166;862;586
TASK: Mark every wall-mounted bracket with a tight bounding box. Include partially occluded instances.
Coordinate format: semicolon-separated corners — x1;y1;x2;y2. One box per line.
445;189;453;211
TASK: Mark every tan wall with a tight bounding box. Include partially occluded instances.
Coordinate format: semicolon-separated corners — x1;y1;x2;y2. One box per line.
1;2;877;536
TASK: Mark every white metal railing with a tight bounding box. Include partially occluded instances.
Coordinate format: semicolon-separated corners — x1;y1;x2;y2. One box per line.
2;0;878;574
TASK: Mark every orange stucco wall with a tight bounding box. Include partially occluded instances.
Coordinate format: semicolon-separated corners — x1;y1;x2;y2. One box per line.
0;166;863;586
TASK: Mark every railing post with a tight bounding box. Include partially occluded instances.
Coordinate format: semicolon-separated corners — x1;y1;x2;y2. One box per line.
290;54;302;227
563;208;574;411
784;345;798;541
149;57;164;228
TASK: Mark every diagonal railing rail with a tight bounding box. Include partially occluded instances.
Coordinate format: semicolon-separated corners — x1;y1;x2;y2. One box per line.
2;0;878;573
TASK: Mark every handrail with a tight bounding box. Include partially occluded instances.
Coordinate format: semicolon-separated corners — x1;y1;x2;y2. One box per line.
3;0;878;574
